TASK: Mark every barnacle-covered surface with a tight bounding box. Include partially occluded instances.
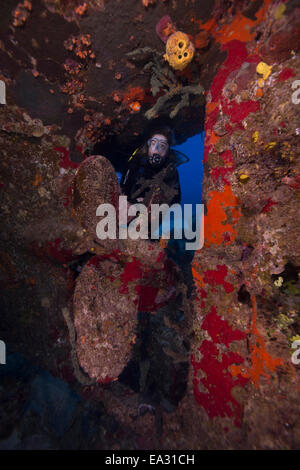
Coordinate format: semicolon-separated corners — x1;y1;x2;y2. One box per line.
0;0;300;450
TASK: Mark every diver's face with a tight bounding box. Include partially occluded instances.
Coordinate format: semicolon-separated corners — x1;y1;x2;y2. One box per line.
147;134;169;167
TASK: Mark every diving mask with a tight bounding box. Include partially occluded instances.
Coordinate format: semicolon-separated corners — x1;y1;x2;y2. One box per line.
147;134;169;168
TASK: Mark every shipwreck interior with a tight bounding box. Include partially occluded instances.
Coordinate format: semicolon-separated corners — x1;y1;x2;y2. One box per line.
0;0;300;451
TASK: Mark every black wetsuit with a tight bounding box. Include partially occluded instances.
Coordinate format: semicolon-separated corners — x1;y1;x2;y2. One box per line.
120;152;181;206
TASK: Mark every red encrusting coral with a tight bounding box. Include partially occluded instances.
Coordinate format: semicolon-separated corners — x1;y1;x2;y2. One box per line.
260;198;277;213
276;68;296;82
204;41;261;172
201;306;245;347
210;41;255;102
191;306;248;427
210;149;235;184
54;147;79;170
222;100;260;123
211;166;234;185
119;258;143;295
204;265;234;294
85;250;176;313
155;15;176;43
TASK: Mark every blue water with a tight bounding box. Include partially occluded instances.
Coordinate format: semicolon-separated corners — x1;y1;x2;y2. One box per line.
174;132;204;207
152;132;205;243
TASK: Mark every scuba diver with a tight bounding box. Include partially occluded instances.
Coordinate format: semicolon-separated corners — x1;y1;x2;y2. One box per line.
120;127;188;210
